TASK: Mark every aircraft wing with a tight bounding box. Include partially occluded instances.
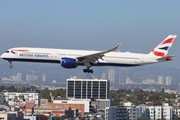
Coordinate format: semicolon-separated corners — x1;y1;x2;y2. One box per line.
76;44;120;63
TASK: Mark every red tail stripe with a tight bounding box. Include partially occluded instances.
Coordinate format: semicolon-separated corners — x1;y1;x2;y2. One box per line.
152;50;165;57
161;38;174;45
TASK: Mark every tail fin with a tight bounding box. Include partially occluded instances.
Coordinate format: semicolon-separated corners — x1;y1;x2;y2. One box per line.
149;35;177;57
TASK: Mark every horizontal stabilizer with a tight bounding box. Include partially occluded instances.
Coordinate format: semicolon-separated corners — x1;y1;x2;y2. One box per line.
157;55;175;61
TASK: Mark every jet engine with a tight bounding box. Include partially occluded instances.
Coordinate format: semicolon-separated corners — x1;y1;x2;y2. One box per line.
61;57;77;68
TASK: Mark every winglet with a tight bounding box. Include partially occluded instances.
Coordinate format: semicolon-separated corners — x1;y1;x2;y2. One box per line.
115;44;121;48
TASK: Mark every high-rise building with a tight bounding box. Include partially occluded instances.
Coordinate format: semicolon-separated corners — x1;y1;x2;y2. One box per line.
17;73;22;81
26;74;30;81
52;80;56;83
66;77;109;99
95;67;103;78
165;76;172;85
119;68;128;85
33;75;39;81
66;77;110;110
101;73;106;79
42;75;46;82
158;76;164;85
10;76;17;81
26;74;34;81
108;69;115;84
29;75;34;81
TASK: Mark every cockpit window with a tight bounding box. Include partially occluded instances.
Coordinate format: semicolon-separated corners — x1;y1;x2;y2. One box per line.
5;51;9;53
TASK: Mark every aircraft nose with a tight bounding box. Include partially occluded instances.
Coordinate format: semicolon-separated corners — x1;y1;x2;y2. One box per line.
0;53;4;59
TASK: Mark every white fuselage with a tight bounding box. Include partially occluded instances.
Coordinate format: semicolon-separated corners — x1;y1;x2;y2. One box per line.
1;47;160;67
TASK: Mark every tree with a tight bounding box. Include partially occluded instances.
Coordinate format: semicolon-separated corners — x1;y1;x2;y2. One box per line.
51;88;66;98
40;87;51;101
7;86;17;92
5;101;9;106
17;87;27;92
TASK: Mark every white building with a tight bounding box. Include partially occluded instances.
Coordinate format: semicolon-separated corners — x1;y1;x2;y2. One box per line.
17;73;22;81
162;103;173;120
173;106;180;118
52;80;56;83
148;103;173;120
42;75;46;82
165;76;172;85
105;102;174;120
3;92;40;106
24;116;36;120
26;74;30;81
158;76;164;85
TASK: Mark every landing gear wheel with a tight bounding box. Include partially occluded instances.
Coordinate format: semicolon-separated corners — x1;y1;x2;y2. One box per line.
90;69;93;73
83;69;87;73
9;65;13;68
83;68;93;73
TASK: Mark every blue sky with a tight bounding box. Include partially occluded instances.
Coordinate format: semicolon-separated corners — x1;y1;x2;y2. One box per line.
0;1;180;68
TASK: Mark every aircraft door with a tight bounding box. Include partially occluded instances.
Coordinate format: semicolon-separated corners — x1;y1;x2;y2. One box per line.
140;56;144;62
54;52;58;58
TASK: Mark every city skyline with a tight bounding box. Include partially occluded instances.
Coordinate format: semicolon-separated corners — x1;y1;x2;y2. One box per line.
0;63;178;86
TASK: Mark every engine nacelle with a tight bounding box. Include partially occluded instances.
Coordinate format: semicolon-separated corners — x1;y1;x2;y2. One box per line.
61;57;77;68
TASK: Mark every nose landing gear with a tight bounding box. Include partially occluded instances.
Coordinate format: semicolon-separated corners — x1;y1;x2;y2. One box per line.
8;61;13;68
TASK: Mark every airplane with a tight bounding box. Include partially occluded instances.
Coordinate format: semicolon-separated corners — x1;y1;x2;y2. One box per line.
0;34;177;73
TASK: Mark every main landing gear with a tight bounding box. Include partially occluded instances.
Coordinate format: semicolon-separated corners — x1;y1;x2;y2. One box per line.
83;67;93;73
9;61;13;68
